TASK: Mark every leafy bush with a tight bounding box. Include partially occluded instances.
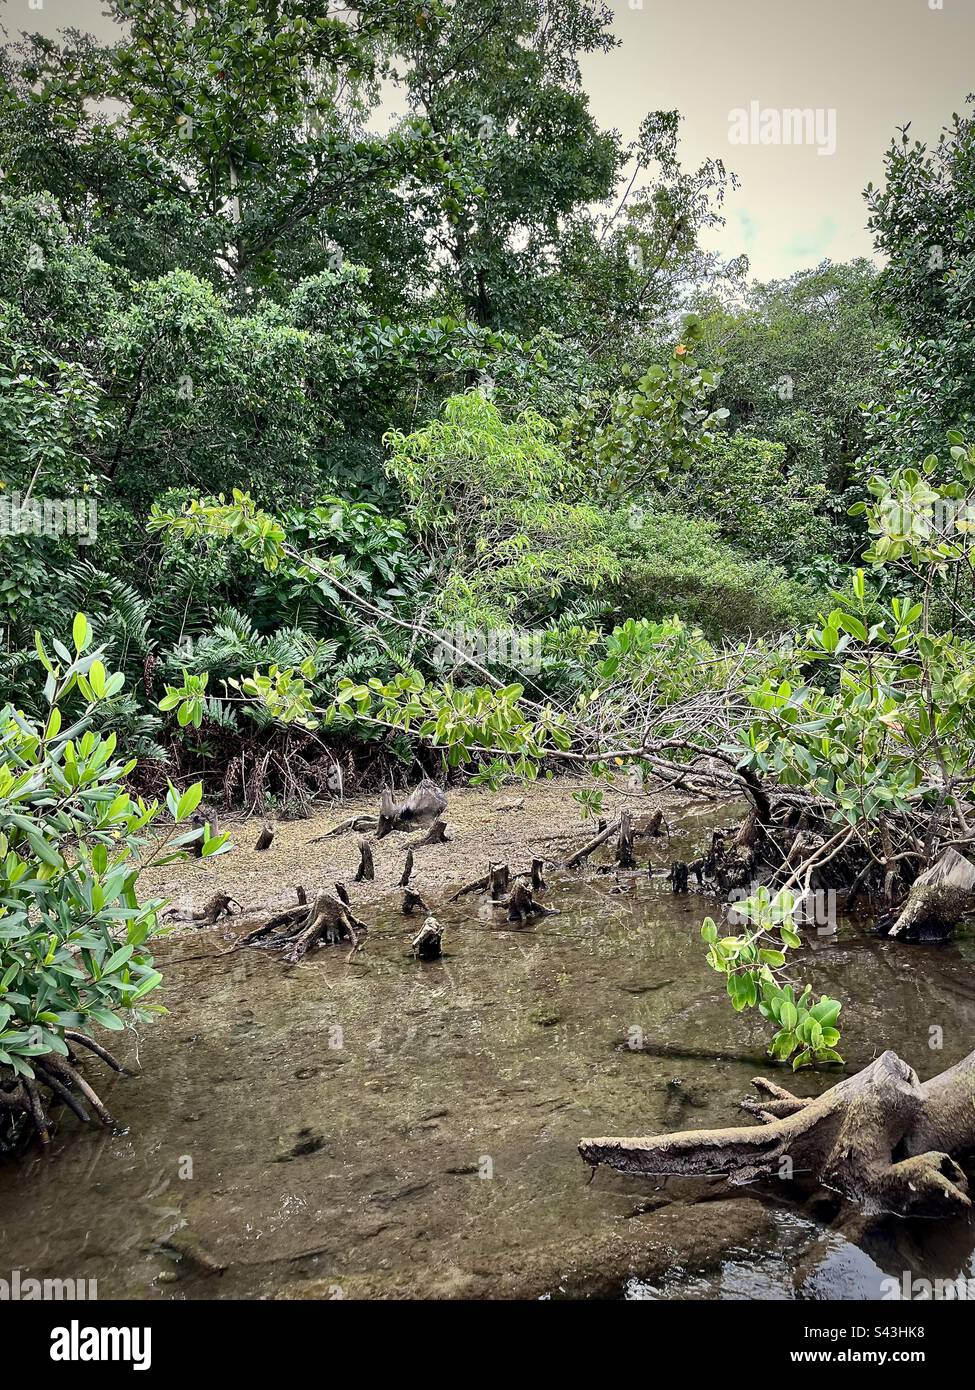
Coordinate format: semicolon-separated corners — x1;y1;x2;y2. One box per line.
663;432;832;567
606;507;815;638
0;614;226;1144
385;391;619;627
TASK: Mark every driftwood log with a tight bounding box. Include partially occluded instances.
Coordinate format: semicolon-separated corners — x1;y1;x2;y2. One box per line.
376;779;447;838
564;818;621;869
580;1049;975;1219
309;814;377;842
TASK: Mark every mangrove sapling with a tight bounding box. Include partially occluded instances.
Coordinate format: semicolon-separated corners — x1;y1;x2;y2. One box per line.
701;885;844;1070
0;615;229;1147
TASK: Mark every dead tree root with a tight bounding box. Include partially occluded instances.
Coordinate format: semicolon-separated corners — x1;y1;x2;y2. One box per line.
580;1049;975;1219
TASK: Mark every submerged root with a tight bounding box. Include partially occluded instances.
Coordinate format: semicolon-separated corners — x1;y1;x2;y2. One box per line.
1;1036;124;1147
231;890;370;964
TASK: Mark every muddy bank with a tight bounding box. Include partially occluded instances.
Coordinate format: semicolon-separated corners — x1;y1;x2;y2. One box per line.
141;777;695;926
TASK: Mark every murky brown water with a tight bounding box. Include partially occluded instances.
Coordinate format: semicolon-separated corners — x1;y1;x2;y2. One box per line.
3;806;975;1299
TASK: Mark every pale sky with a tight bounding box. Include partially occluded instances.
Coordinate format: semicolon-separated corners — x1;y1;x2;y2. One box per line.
586;0;975;280
6;0;975;282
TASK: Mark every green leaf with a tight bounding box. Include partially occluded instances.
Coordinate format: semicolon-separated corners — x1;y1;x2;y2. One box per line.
176;782;204;820
73;612;91;653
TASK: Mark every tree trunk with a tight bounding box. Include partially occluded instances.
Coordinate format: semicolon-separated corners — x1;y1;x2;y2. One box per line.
579;1049;975;1219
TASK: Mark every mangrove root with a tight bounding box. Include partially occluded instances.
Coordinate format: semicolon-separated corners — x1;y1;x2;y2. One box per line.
507;877;559;924
1;1033;124;1146
399;849;414;887
234;891;369;963
166;892;238;925
189;805;219;858
411;915;444;960
669;861;690;893
489;862;511;901
616;811;637;869
413;816;449;846
580;1048;975;1219
355;838;375;883
402;889;429;915
887;848;975;942
254;822;275;851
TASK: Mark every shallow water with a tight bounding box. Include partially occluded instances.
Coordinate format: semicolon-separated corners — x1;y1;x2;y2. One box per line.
3;806;975;1300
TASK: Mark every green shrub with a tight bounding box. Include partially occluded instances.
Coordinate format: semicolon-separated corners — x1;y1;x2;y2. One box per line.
607;507;815;638
385;391;619;627
664;432;832;566
0;614;227;1145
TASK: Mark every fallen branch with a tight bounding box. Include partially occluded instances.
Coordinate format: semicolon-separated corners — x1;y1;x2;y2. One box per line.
564;818;621;869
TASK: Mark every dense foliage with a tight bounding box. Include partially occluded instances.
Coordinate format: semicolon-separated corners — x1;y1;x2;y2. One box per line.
5;0;975;1103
